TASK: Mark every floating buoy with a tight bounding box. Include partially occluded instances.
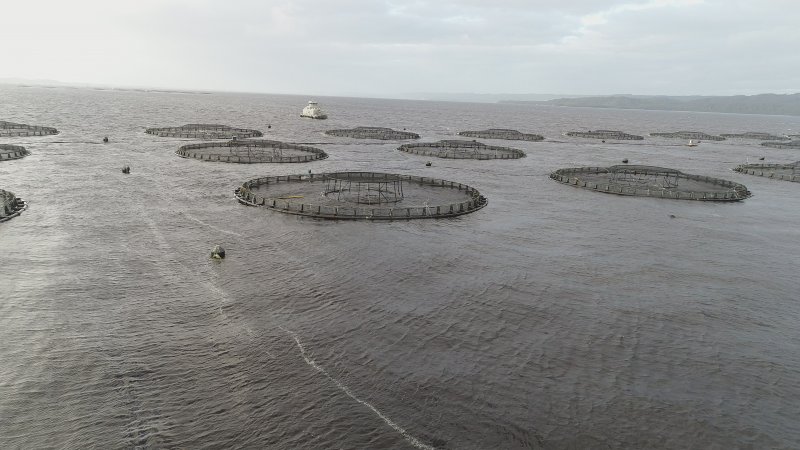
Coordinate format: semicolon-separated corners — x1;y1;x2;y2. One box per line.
267;124;271;129
622;158;629;164
669;214;676;219
211;244;225;259
103;137;109;143
602;140;606;143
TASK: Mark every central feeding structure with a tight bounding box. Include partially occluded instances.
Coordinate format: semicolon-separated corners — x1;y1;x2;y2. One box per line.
734;161;800;183
145;124;262;139
0;144;29;161
398;140;525;160
235;171;487;220
325;127;420;140
550;165;751;201
0;120;58;137
565;130;643;140
458;129;544;141
650;131;725;141
177;139;327;163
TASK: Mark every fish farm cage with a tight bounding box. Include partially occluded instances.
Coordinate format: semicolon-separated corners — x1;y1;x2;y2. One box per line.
458;129;544;141
0;144;29;161
235;171;487;220
734;161;800;183
0;120;58;137
0;189;27;223
324;127;420;140
177;139;327;163
650;131;725;141
398;140;525;160
564;130;643;140
145;124;263;139
720;132;790;141
550;165;751;201
761;140;800;150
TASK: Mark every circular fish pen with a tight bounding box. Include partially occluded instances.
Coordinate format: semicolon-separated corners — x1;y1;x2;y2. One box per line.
0;120;58;137
458;129;544;141
177;140;327;163
0;189;27;223
761;140;800;150
650;131;725;141
325;127;419;140
145;124;262;139
565;130;643;140
734;161;800;183
720;132;789;141
235;171;487;220
0;144;29;161
550;165;751;201
398;140;525;160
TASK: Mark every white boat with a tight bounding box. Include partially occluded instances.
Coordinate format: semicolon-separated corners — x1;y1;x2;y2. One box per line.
300;101;327;119
686;139;698;147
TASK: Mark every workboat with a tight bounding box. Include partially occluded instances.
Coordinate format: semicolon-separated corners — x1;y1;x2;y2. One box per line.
300;101;327;119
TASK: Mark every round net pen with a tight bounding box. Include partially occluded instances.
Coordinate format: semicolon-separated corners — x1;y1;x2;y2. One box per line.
235;171;488;220
0;120;58;137
550;165;751;201
734;162;800;182
325;127;420;140
0;144;29;161
0;189;27;223
145;124;262;139
177;140;327;163
458;129;544;141
650;131;725;141
398;140;525;160
720;132;790;141
565;130;643;140
761;140;800;150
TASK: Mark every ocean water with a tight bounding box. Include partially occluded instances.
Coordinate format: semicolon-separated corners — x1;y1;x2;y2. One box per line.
1;84;800;449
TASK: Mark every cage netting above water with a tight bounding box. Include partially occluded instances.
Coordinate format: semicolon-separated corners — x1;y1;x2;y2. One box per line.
0;120;58;137
145;124;262;139
398;139;525;160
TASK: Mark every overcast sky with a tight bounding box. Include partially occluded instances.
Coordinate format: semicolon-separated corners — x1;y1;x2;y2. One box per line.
2;0;798;97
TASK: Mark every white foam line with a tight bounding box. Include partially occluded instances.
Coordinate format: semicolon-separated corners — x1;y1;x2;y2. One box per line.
280;326;435;450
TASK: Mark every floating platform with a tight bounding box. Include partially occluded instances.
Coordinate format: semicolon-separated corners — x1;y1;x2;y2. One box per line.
235;171;487;220
720;132;790;141
733;161;800;183
458;129;543;141
0;120;58;137
177;140;327;163
325;127;419;140
650;131;725;141
398;140;525;160
0;144;29;161
761;140;800;150
550;165;751;201
145;124;262;139
565;130;643;140
0;189;27;223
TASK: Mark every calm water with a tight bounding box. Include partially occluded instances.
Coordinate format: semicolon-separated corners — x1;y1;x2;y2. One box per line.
1;85;800;449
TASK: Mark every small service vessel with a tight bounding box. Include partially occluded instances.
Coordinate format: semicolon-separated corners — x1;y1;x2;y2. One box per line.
300;101;327;119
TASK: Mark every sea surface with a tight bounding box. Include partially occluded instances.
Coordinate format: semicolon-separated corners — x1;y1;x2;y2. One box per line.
2;85;800;449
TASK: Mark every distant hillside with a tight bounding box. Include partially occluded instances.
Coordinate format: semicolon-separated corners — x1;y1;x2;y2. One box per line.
507;94;800;116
